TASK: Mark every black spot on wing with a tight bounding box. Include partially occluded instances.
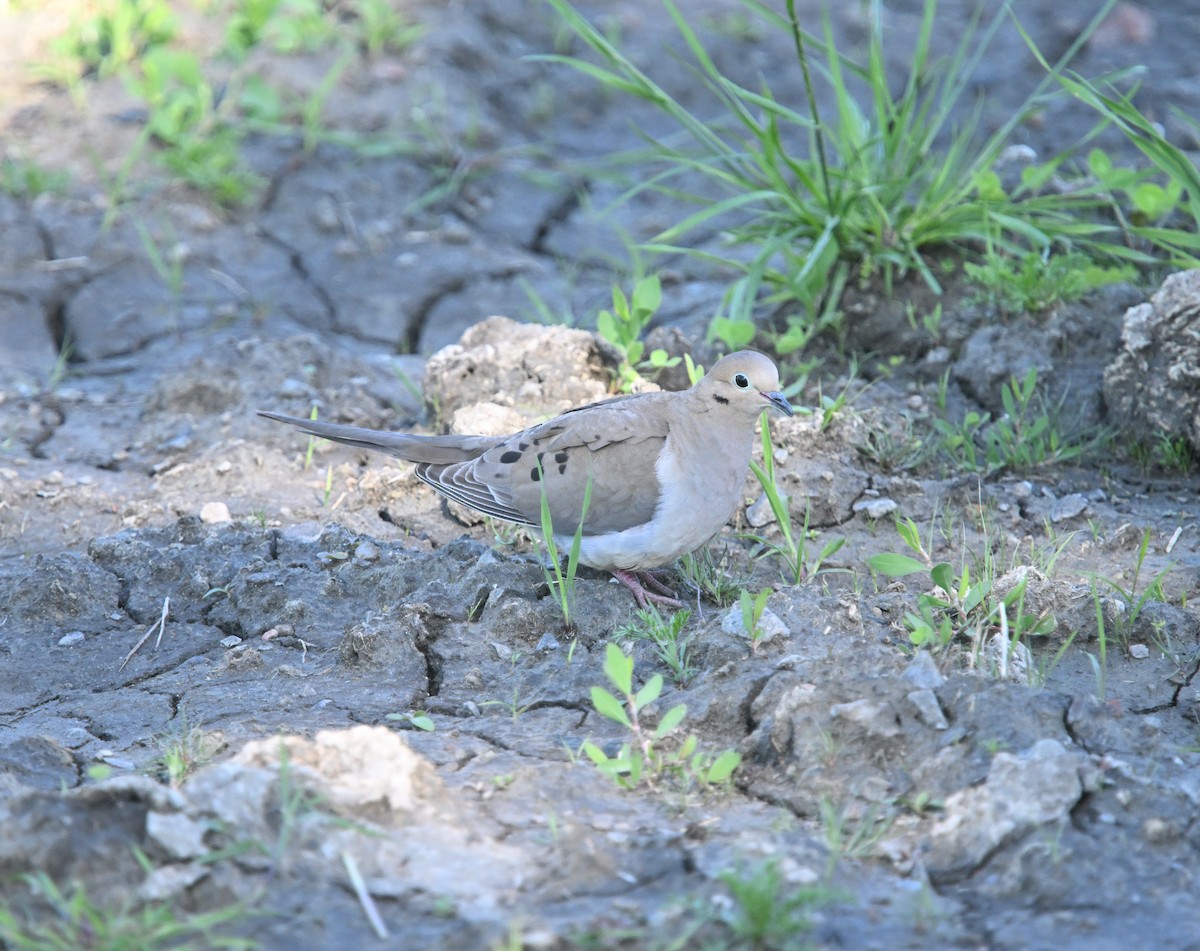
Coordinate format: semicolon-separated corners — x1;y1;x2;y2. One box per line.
554;451;568;464
499;450;522;464
530;466;541;482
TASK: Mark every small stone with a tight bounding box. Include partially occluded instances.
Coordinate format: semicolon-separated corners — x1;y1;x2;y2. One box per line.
57;631;86;647
1011;481;1034;500
721;605;787;646
354;540;380;562
1141;817;1174;843
853;497;897;520
278;377;308;398
829;698;901;737
907;688;949;729
536;631;560;652
200;501;232;524
1050;493;1088;522
146;811;208;859
903;651;945;689
215;460;232;475
745;492;778;528
1129;643;1150;659
220;635;243;648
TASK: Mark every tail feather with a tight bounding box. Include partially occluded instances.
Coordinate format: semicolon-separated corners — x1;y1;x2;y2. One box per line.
257;411;501;464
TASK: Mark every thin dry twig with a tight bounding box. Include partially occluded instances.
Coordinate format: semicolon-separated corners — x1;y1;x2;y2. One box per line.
342;850;388;939
119;596;170;671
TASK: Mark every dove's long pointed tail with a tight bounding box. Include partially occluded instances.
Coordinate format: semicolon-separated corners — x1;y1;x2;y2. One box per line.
257;411;501;464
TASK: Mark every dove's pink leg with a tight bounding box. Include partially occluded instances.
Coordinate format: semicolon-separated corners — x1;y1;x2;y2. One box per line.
612;570;684;610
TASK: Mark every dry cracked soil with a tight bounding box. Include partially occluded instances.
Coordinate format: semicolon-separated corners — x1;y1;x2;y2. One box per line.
1;1;1200;949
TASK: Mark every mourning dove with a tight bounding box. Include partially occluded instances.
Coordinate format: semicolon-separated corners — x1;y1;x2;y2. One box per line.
259;350;793;608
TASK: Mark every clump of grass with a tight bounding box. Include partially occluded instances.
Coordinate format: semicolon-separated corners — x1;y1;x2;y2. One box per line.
615;605;695;686
0;872;256;951
541;0;1142;344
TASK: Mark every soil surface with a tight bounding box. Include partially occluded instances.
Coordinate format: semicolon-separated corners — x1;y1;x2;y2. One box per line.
1;2;1199;950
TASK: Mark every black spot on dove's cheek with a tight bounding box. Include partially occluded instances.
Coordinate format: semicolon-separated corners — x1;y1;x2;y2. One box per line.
714;394;729;405
500;450;522;464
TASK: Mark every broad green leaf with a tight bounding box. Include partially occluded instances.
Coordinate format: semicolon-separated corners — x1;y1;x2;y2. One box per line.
634;673;664;710
868;553;926;577
653;702;687;738
591;686;631;727
706;749;741;783
603;642;633;695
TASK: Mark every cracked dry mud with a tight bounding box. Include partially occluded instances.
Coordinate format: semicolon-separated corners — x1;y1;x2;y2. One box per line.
2;1;1200;949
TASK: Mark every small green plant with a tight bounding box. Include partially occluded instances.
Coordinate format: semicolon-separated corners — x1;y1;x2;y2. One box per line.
49;0;177;81
869;516;1055;649
964;248;1135;315
819;797;894;870
739;588;772;653
385;710;435;731
932;367;1098;474
1092;527;1173;644
0;872;256;951
543;0;1135;342
0;157;69;199
148;723;224;787
717;860;824;950
126;48;261;206
351;0;425;57
744;420;845;584
595;274;680;391
615;605;695;686
582;643;740;790
537;466;592;629
676;544;749;607
481;685;540;722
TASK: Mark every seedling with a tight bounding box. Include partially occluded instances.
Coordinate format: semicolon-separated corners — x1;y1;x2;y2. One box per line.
595;274;680;391
739;588;772;653
615;605;695;686
537;465;592;629
582;643;740;790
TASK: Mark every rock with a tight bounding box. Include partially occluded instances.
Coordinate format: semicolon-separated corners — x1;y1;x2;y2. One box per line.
199;501;232;524
1049;492;1088;522
721;605;788;646
1103;269;1200;452
422;316;622;421
925;738;1087;879
146;810;208;859
903;651;945;689
907;688;949;729
829;698;901;738
852;497;897;520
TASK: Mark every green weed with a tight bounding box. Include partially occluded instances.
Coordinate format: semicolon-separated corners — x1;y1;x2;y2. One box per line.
538;465;592;629
615;606;696;687
595;274;680;391
717;860;824;949
869;515;1055;650
542;0;1135;342
0;157;69;199
582;643;740;790
0;872;256;951
965;248;1135;315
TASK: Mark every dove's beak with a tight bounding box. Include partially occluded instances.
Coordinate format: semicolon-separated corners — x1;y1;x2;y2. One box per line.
763;390;794;417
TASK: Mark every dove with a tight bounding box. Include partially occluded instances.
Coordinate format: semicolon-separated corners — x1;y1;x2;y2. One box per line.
259;350;793;608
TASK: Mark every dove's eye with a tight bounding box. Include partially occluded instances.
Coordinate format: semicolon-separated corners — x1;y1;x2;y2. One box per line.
734;373;750;389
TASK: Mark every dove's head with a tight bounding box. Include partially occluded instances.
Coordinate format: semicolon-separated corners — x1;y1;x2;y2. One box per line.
698;351;793;419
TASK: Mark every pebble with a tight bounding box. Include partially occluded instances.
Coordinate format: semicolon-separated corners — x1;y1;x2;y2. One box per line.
721;604;787;645
215;460;232;475
536;631;560;652
200;501;232;523
220;635;243;648
354;540;380;562
907;688;949;729
853;497;897;520
57;631;85;647
745;492;778;528
1050;493;1088;522
278;377;309;398
1129;643;1150;659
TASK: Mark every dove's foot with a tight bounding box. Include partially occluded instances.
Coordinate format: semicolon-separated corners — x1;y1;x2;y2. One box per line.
612;569;684;610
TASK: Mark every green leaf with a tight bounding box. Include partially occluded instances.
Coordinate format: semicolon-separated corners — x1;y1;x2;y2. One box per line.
706;749;741;783
633;673;664;710
868;553;926;577
582;741;610;767
603;641;633;695
930;562;954;593
653;702;687;738
591;686;631;727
